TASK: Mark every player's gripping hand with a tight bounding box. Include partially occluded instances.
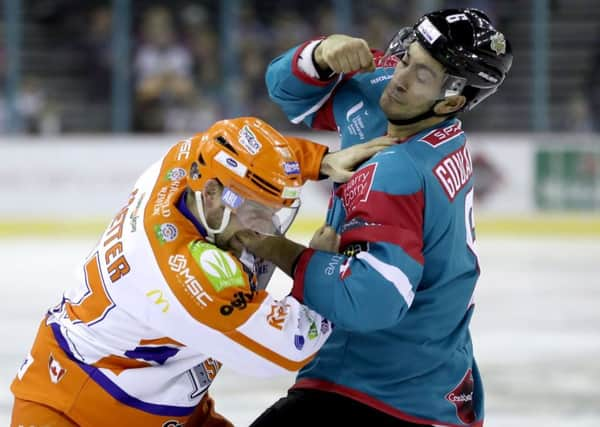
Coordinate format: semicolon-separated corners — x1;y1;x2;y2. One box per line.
314;34;376;75
320;136;396;183
309;225;340;253
230;230;306;278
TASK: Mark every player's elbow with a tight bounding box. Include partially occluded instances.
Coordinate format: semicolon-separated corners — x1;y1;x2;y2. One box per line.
265;60;284;99
334;299;408;333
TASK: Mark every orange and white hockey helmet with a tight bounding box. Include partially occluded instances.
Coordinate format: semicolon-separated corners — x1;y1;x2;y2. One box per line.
188;117;304;236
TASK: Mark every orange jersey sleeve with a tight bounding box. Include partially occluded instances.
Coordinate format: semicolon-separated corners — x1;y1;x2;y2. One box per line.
285;136;329;182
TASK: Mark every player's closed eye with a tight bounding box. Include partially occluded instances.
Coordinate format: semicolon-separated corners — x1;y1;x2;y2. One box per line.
399;54;431;85
416;70;432;84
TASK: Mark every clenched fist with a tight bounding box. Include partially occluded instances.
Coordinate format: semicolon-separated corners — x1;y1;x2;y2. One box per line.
309;225;340;253
314;34;376;75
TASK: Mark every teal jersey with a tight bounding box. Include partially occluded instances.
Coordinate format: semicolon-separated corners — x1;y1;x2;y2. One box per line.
266;41;484;426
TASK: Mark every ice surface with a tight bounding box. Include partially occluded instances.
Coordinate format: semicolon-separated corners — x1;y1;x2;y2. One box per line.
1;236;599;426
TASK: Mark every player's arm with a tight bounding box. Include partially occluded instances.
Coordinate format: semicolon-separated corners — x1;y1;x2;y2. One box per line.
235;152;425;332
286;135;396;183
160;241;332;377
265;35;374;130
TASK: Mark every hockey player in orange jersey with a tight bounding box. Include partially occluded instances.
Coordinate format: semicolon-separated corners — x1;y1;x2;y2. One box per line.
10;117;394;427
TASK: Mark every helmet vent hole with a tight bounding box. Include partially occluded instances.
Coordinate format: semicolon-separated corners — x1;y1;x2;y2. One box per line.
247;171;281;196
215;136;238;155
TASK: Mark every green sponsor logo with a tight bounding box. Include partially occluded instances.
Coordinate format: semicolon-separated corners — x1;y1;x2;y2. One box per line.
188;242;244;291
308;321;318;340
153;223;178;244
165;167;186;181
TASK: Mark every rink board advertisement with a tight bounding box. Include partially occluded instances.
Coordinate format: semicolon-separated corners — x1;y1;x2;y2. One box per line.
0;134;332;227
1;133;598;235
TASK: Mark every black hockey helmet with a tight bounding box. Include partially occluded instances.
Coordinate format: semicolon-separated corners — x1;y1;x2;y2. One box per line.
385;8;513;111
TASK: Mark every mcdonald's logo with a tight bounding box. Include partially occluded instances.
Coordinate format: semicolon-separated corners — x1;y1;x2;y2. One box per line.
146;289;170;313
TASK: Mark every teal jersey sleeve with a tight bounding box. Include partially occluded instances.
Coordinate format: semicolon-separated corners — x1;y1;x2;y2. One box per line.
265;40;342;130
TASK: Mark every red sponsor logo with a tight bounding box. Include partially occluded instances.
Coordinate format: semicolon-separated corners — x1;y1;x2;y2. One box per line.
336;163;377;213
445;369;476;424
374;54;399;68
420;122;463;147
48;353;66;384
267;302;290;330
433;145;473;201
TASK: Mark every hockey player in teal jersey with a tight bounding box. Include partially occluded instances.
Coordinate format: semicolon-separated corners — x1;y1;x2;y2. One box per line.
233;8;513;427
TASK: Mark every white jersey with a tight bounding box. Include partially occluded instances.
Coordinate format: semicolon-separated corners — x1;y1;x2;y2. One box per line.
17;136;331;420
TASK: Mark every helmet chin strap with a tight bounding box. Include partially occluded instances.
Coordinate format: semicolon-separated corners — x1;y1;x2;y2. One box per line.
387;100;448;126
194;190;231;243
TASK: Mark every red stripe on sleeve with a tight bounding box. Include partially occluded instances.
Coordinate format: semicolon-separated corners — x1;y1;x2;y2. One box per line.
311;95;336;130
340;226;424;265
347;190;424;233
341;190;424;263
291;248;316;303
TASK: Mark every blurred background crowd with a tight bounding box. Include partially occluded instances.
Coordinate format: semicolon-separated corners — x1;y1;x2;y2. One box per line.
2;5;599;427
0;0;599;135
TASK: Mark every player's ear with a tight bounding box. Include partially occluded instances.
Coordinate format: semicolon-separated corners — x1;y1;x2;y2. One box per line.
434;95;466;115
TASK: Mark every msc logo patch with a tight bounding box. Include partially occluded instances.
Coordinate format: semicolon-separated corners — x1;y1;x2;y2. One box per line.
167;254;213;308
188;242;244;292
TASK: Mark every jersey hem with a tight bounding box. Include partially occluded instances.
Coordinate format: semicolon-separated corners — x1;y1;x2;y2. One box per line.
292;378;483;427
